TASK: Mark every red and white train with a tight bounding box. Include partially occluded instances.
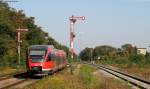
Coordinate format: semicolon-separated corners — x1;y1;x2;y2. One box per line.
26;45;66;76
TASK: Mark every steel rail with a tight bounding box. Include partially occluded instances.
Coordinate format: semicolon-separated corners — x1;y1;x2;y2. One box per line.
84;62;150;89
0;72;29;89
1;79;29;89
0;71;26;81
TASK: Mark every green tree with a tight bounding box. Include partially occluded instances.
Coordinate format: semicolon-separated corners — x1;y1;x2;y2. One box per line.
121;44;137;57
93;45;117;60
0;1;70;67
79;47;93;61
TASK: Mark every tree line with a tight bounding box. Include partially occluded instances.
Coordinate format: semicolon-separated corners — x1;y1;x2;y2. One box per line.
79;44;150;67
0;1;70;67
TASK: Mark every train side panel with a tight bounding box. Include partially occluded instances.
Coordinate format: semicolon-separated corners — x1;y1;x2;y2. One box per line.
26;45;67;76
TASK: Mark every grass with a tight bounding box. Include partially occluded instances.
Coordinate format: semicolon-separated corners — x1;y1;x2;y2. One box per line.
25;65;97;89
113;64;150;81
125;67;150;81
93;70;131;89
78;65;99;87
97;56;150;81
0;66;25;76
25;64;131;89
100;62;150;81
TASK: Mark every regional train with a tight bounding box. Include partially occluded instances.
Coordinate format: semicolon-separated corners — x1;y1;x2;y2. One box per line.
26;45;66;76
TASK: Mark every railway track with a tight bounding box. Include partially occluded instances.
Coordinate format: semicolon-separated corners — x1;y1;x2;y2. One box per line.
0;78;28;89
84;62;150;89
0;72;39;89
0;71;26;81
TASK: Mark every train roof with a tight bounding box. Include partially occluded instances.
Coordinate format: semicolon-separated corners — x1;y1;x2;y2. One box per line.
29;45;54;50
29;45;66;54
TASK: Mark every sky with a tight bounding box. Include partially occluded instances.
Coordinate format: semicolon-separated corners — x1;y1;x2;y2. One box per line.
7;0;150;53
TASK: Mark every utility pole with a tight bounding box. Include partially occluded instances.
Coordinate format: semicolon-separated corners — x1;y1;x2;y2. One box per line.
16;29;28;65
69;15;85;74
90;48;94;64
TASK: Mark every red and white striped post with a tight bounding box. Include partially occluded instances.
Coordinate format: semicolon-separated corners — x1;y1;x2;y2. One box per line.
69;15;85;74
16;29;28;65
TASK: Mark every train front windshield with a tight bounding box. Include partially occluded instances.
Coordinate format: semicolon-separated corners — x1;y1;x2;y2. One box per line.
29;50;46;62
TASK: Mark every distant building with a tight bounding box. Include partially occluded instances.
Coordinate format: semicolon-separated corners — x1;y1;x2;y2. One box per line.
137;48;147;55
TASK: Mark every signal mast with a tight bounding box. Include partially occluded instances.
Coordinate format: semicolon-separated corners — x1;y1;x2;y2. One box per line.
69;15;85;74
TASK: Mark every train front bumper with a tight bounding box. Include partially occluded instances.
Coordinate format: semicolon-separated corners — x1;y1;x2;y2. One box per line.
28;66;53;76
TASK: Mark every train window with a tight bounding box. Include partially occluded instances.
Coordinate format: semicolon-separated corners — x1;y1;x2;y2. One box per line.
30;50;45;55
51;53;55;61
48;54;51;61
56;55;60;65
60;56;63;64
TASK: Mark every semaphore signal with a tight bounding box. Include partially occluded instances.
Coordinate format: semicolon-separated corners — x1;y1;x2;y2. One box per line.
16;28;28;65
69;15;85;74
